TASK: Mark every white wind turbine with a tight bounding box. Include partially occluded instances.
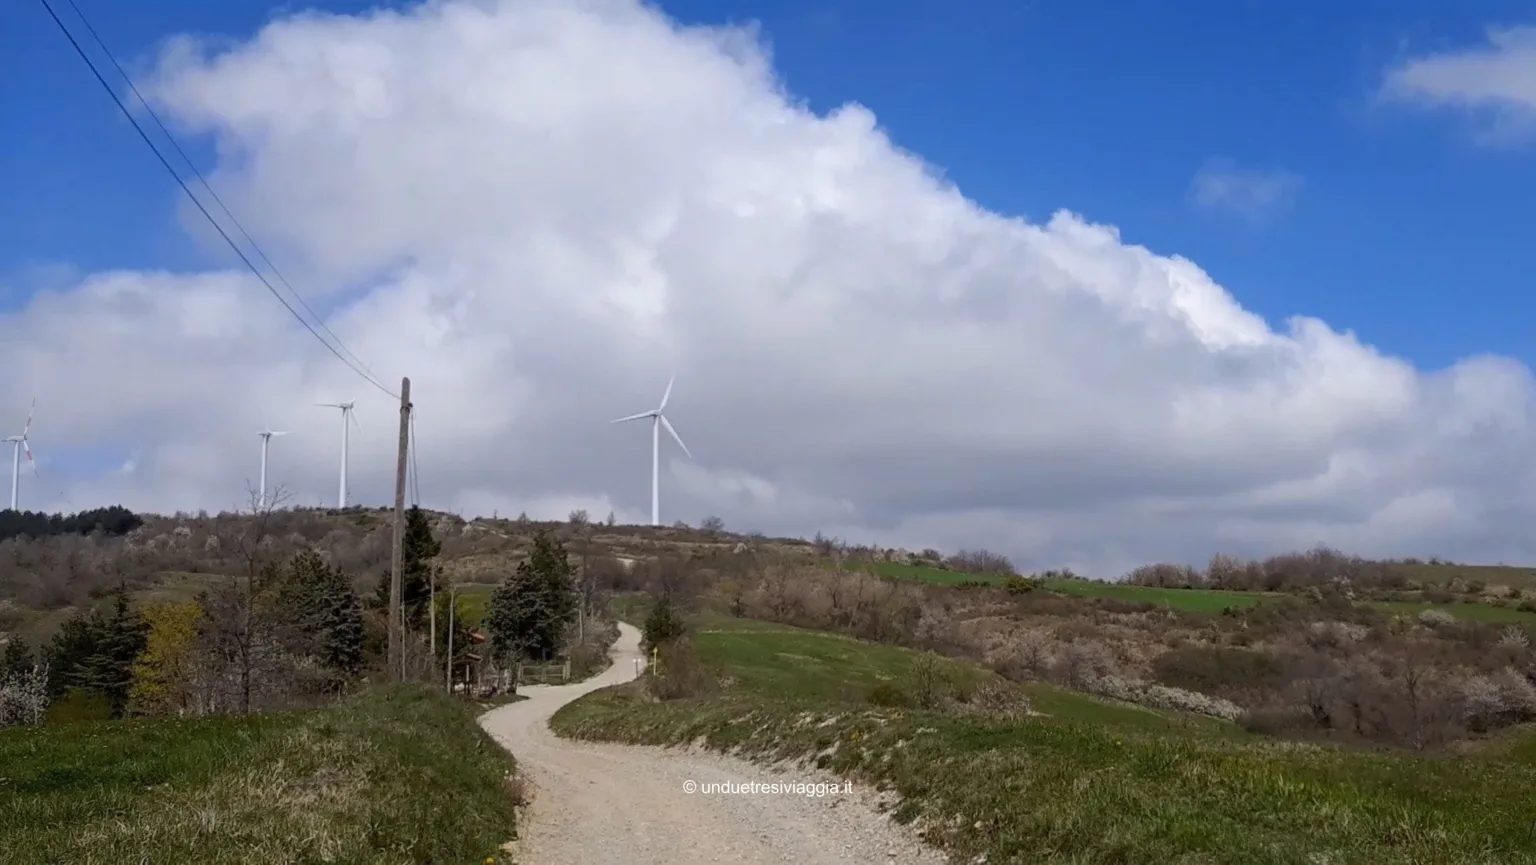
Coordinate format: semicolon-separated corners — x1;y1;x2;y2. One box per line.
611;376;692;526
3;400;38;511
256;427;288;510
318;401;358;508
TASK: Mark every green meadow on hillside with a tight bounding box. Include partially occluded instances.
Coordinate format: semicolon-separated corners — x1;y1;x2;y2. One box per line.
863;560;1277;613
864;559;1536;622
1040;577;1272;612
0;686;518;865
1397;561;1536;590
862;561;1010;586
555;609;1536;865
1366;599;1536;624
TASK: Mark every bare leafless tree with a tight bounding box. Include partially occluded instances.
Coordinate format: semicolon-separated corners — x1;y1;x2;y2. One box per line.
199;485;290;715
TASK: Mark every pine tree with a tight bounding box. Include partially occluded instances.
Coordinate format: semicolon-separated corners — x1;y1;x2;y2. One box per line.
283;551;364;682
642;595;687;655
89;587;150;717
46;587;148;718
486;531;577;662
312;570;365;679
46;608;102;699
1;639;33;680
375;506;441;628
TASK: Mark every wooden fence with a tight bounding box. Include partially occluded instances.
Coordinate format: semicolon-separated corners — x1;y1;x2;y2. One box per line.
515;659;571;686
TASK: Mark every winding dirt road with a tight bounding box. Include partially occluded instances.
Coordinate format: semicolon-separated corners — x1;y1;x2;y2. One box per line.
479;623;946;864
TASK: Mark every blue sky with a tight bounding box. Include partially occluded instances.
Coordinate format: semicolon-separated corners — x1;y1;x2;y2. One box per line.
1;0;1531;366
6;0;1529;376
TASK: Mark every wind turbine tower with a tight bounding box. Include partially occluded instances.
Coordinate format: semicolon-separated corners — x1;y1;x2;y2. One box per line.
3;400;37;511
319;401;357;508
611;376;692;526
257;428;287;510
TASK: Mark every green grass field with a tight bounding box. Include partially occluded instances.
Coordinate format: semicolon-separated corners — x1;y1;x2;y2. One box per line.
1397;562;1536;590
1366;599;1536;624
865;561;1536;622
1041;578;1273;612
863;560;1278;613
451;582;498;627
862;561;1011;585
556;610;1536;865
0;686;518;865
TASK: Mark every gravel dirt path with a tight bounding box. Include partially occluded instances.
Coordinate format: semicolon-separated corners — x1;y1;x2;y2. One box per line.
478;623;948;864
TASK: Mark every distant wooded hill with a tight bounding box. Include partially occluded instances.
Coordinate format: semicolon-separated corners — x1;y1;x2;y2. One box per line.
0;506;142;542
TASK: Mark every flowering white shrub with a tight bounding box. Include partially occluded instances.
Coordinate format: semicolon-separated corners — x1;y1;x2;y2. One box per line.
1498;626;1530;649
0;662;50;728
1417;609;1456;628
1086;674;1245;722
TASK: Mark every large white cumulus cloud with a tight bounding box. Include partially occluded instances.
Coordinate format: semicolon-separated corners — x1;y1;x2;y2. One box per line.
4;0;1534;574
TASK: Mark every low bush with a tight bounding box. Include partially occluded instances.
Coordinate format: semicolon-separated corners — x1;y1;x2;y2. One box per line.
1003;575;1043;594
642;595;688;654
44;688;113;723
865;681;910;708
1151;645;1285;697
646;638;719;701
1086;675;1245;721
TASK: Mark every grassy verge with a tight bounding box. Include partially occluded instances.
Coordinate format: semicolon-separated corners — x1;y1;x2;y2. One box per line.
552;619;1536;865
1365;599;1536;624
860;560;1279;613
863;561;1010;586
0;686;518;865
1041;578;1272;612
1396;562;1536;590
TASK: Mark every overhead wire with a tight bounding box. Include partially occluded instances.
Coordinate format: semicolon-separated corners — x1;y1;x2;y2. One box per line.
60;0;386;388
36;0;399;402
408;408;421;508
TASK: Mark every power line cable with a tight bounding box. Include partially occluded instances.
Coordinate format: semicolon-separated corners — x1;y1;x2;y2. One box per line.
61;0;385;388
408;408;421;508
36;0;399;402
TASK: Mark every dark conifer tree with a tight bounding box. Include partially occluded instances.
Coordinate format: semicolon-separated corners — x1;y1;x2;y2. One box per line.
486;530;577;662
45;586;147;717
282;551;365;681
1;638;34;680
375;506;441;628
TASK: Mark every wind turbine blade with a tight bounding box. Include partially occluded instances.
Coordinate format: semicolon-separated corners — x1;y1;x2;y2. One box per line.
658;375;675;411
611;411;654;424
349;408;361;433
659;414;691;459
23;441;37;477
22;398;34;437
271;431;289;436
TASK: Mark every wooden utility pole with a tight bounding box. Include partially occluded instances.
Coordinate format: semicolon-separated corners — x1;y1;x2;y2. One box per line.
388;376;411;681
445;577;456;694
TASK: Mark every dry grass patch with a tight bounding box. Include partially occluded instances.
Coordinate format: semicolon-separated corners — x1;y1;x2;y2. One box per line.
0;685;519;864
